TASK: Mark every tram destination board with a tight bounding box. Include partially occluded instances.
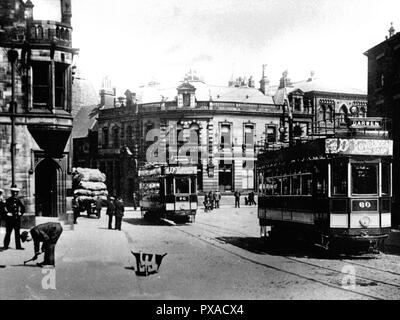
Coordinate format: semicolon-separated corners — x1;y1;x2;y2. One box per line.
325;138;393;156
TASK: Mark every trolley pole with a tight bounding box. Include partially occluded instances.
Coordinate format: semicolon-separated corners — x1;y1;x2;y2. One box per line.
7;49;18;187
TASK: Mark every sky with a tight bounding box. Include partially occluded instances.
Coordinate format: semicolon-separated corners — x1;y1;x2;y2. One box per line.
33;0;400;95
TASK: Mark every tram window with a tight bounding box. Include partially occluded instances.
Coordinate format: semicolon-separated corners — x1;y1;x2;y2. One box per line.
331;162;347;195
315;166;327;195
351;164;378;195
301;174;312;195
282;177;290;195
272;178;281;195
175;177;190;194
382;163;391;196
265;177;274;195
191;177;197;193
166;178;174;195
291;175;301;195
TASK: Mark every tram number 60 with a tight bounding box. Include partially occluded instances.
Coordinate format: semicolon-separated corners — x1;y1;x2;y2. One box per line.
358;201;371;209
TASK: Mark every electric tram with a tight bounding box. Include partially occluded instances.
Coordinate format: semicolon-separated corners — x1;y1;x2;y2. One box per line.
138;164;198;222
257;117;393;251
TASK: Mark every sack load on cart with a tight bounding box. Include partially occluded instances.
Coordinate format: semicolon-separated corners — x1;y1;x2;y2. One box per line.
72;167;108;218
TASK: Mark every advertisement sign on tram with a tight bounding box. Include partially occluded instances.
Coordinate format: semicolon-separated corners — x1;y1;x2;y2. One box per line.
325;138;393;156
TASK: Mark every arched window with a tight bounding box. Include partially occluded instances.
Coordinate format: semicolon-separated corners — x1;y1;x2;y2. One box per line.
37;25;43;39
339;105;348;123
326;106;333;122
319;105;326;122
360;107;366;117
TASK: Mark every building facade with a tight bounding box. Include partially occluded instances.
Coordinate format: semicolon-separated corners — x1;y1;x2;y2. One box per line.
0;0;78;225
74;68;367;203
364;24;400;227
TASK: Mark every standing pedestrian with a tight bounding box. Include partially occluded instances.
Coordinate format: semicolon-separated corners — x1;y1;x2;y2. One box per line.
249;191;257;206
132;192;138;211
106;196;115;230
114;196;125;231
3;186;25;250
234;190;241;208
214;190;221;209
208;191;214;210
95;196;102;218
20;222;63;267
72;197;80;225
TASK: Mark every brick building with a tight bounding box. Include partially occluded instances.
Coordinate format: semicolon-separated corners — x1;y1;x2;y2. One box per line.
364;24;400;227
0;0;78;225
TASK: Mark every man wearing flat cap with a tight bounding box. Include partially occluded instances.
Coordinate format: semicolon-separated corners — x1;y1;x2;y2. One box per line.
21;222;63;266
3;186;25;250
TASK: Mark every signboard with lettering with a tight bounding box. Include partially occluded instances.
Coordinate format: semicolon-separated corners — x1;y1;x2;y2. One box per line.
138;167;162;177
325;139;393;156
164;166;197;175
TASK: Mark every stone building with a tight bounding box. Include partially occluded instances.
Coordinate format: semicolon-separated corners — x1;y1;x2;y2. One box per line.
0;0;78;225
74;68;367;202
86;69;314;201
364;24;400;227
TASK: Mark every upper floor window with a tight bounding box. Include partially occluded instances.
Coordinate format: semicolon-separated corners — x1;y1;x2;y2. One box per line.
294;98;301;111
112;127;120;148
220;124;231;148
32;61;68;110
126;125;133;144
266;125;277;143
55;63;68;109
244;124;254;146
102;127;109;148
183;93;191;107
32;61;50;108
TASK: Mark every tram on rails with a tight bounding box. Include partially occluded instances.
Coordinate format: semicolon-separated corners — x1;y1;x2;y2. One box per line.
257;117;393;251
138;164;198;222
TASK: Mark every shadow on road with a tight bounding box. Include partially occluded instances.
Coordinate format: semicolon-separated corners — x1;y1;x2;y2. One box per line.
10;264;42;268
216;236;379;260
123;218;169;226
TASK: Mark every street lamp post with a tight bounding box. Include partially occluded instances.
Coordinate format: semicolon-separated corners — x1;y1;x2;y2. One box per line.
7;49;18;187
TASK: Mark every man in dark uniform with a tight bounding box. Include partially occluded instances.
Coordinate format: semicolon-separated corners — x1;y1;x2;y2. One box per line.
114;196;124;231
3;186;25;250
20;222;63;266
106;196;115;230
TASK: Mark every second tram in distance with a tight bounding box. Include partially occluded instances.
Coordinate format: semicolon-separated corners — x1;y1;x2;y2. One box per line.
257;117;393;251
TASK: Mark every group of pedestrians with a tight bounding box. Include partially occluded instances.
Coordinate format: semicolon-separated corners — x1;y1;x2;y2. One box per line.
105;195;125;231
203;190;221;212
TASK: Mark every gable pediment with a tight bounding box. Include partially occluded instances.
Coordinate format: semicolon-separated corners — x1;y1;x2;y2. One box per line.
177;82;196;92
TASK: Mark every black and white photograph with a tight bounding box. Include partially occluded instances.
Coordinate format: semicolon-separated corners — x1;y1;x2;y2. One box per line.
1;0;400;308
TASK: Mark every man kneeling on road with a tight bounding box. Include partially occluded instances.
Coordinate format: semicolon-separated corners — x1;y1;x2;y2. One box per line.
20;222;63;267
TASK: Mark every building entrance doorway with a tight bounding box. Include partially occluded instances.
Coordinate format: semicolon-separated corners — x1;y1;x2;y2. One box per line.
219;160;233;191
35;158;62;217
